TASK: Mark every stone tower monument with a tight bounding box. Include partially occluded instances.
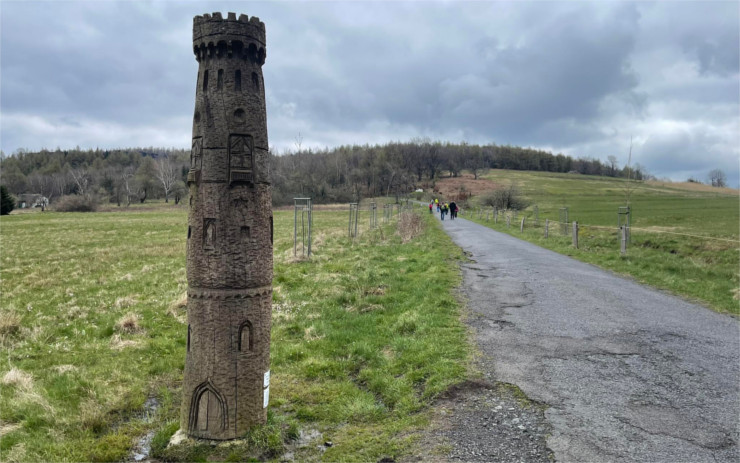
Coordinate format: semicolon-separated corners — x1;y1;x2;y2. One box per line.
181;12;272;440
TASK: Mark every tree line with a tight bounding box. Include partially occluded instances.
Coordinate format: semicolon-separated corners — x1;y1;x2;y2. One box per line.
0;139;649;207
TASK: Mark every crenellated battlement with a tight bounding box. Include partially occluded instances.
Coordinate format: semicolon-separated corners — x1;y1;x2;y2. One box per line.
193;12;265;47
193;12;266;63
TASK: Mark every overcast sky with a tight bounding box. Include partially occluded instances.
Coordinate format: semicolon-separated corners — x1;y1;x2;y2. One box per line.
1;1;738;186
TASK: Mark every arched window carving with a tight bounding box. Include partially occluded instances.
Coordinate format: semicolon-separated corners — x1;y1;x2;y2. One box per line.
238;321;254;352
217;69;224;90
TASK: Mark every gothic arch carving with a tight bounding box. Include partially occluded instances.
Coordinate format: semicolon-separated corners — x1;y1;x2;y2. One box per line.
188;379;228;433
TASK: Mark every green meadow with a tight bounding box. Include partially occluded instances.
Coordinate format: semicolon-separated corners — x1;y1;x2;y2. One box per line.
464;170;739;314
1;170;737;462
0;204;468;462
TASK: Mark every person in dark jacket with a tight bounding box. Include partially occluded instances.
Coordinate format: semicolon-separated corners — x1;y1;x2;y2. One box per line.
449;201;457;220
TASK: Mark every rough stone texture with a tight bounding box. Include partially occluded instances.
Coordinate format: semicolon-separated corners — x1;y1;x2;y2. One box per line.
181;11;272;440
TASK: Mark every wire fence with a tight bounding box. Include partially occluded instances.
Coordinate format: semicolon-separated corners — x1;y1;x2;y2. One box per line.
460;205;739;255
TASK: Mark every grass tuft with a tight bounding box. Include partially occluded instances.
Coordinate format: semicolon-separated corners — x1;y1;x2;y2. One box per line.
2;368;34;391
115;312;142;334
0;311;22;336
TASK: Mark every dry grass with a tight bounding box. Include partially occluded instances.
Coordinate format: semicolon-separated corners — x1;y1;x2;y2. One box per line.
79;398;108;432
0;311;22;336
304;326;324;342
2;367;34;391
4;442;26;463
54;365;77;374
167;292;187;323
434;173;500;199
397;212;424;243
114;296;137;309
109;334;141;350
115;312;142;334
0;422;22;437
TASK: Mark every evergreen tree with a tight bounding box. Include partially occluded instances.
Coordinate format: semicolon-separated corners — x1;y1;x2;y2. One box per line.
1;185;15;215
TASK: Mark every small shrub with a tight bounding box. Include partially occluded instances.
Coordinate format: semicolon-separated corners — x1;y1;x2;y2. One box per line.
480;183;529;210
53;194;98;212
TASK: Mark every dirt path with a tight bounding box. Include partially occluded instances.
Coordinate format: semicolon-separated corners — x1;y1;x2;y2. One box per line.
429;214;739;462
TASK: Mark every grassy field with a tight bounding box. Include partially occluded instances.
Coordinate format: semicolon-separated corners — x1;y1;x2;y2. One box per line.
449;170;739;314
0;203;469;462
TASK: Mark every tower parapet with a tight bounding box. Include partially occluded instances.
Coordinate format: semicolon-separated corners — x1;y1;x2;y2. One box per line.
193;12;266;63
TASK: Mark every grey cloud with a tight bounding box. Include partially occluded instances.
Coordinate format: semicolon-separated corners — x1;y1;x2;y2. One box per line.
682;33;740;77
0;1;737;186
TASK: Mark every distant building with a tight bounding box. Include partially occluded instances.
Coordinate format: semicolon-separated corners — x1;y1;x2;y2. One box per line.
16;194;48;209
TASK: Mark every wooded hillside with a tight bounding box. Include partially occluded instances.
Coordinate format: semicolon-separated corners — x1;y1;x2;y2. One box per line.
0;140;647;206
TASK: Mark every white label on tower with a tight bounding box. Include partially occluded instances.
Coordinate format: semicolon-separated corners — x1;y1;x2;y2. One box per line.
263;370;270;408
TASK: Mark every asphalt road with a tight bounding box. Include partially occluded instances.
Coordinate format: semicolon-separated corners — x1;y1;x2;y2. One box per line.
438;212;739;462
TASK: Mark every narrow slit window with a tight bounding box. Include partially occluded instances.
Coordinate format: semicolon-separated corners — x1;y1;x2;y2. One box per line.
239;321;253;352
187;325;191;351
202;70;208;92
252;72;260;91
217;69;223;90
235;70;241;91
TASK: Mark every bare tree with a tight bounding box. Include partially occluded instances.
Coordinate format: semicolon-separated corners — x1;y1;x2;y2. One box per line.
120;166;136;206
69;167;91;196
154;155;178;203
708;169;727;187
27;173;56;203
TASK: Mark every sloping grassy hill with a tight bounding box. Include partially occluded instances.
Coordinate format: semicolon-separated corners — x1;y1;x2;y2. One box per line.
480;170;738;237
439;170;739;314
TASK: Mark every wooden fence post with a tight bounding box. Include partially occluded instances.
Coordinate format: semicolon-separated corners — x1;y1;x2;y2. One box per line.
520;217;525;232
545;219;549;238
572;221;578;248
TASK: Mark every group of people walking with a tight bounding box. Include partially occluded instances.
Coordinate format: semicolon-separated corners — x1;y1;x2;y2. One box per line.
429;199;458;221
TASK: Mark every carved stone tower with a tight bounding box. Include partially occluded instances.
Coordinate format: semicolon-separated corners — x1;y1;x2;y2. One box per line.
181;12;272;440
